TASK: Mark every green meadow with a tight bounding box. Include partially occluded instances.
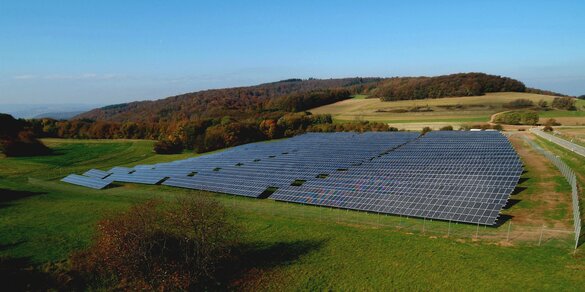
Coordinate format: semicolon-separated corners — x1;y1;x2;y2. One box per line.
1;138;585;290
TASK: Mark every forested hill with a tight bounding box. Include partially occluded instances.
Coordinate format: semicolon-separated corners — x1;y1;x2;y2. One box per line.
76;78;381;123
370;73;526;101
76;73;535;123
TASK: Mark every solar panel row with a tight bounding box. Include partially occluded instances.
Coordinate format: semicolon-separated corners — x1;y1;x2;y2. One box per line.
61;174;112;189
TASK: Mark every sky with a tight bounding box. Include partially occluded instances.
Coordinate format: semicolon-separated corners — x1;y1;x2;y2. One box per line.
1;0;585;105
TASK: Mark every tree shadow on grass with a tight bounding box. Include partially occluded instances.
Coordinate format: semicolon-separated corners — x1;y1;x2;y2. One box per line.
212;239;327;290
0;242;50;290
0;255;62;291
0;188;46;208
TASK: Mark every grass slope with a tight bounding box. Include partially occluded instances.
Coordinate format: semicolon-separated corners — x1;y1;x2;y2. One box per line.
310;92;585;127
1;139;585;290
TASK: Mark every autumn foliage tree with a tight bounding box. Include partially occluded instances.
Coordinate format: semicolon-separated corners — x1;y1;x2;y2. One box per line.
551;97;577;110
0;114;51;157
71;197;239;290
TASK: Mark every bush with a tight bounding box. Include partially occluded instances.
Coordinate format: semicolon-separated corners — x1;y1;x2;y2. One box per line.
71;197;239;290
493;111;539;125
544;118;561;126
439;125;453;131
153;139;184;154
543;126;554;132
551;97;576;110
503;98;534;109
537;99;548;109
492;124;504;131
421;127;432;134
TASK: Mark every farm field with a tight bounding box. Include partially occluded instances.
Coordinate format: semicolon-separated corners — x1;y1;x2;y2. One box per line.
1;136;585;290
311;92;585;129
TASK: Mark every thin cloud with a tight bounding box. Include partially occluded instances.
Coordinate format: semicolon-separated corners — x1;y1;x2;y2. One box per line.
12;73;127;81
13;74;37;80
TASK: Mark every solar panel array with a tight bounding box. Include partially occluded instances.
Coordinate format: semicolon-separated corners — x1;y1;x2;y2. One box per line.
272;131;522;225
61;131;522;225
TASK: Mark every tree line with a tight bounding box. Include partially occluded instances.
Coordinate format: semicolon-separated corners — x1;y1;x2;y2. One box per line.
13;112;390;155
371;73;526;101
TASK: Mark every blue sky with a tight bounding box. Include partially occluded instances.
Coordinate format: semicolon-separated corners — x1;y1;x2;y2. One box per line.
1;0;584;105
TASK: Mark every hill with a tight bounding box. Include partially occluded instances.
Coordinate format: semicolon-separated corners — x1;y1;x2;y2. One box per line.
34;111;85;120
370;72;526;100
76;78;381;123
34;73;575;151
75;73;533;124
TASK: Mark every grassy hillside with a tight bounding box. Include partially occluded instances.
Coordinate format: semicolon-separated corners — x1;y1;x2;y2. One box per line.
310;92;585;128
1;137;585;289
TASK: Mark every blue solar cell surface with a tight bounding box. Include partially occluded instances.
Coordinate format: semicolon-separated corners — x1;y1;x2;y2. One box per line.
61;131;522;225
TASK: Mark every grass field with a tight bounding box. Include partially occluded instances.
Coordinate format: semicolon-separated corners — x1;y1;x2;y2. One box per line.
1;138;585;290
311;92;585;128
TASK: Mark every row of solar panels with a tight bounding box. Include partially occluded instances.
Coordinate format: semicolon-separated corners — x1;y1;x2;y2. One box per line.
61;131;522;225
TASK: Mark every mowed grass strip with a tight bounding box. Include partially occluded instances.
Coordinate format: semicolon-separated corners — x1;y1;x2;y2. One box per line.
1;139;585;290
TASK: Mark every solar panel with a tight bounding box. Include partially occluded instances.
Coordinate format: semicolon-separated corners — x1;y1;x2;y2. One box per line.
83;169;111;179
61;174;112;189
107;169;168;185
64;131;522;225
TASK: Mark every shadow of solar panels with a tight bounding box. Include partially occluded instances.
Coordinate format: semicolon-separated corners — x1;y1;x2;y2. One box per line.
270;131;522;225
61;174;112;189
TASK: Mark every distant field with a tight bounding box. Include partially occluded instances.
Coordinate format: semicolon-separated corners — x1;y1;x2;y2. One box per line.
310;92;585;128
1;137;585;289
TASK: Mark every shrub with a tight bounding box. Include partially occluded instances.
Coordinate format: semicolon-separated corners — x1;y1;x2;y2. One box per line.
439;125;453;131
551;97;576;110
543;126;554;132
71;197;239;290
493;111;539;125
421;127;432;134
544;118;561;126
537;99;548;109
153;139;184;154
492;124;504;131
503;98;534;109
